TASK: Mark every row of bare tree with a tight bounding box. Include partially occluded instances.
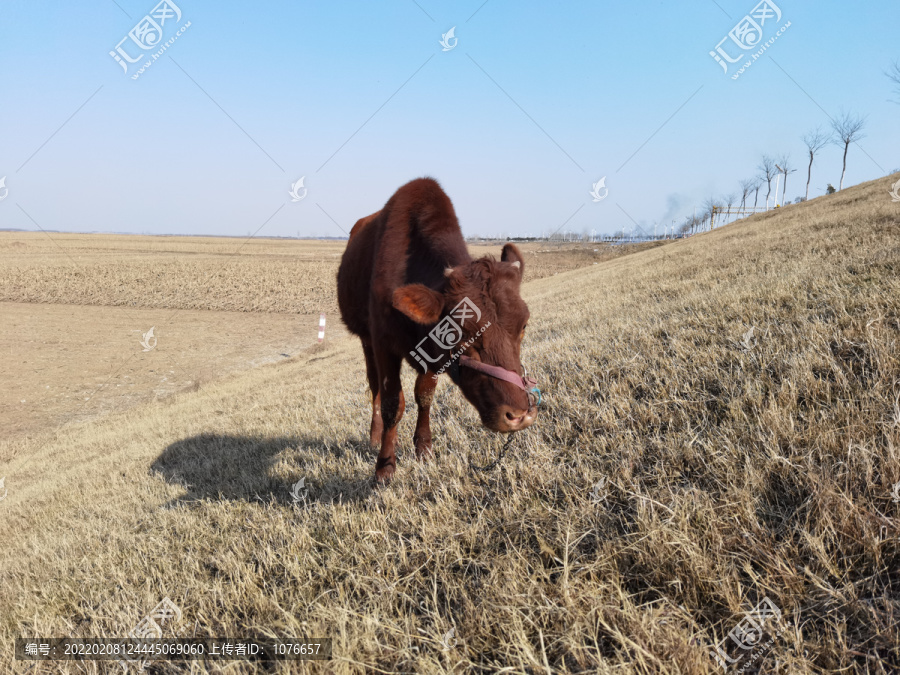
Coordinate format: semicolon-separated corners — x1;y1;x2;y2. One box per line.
679;110;867;236
678;61;900;236
531;62;900;241
680;60;900;233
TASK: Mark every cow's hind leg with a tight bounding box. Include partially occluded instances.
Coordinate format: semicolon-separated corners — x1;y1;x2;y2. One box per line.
361;337;382;448
374;350;404;484
413;371;437;460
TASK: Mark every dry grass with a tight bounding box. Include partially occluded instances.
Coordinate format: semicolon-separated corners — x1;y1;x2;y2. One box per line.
1;174;899;673
0;236;344;314
0;234;644;315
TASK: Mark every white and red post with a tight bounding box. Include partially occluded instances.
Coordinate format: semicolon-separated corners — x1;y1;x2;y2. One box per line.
318;313;326;342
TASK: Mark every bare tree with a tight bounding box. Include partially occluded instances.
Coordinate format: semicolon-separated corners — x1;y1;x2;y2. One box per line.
775;155;795;206
802;127;829;200
725;192;737;210
685;215;695;234
724;192;737;224
683;213;702;235
703;196;723;230
831;110;867;190
887;59;900;103
739;179;754;210
702;198;713;230
752;178;762;209
758;155;777;207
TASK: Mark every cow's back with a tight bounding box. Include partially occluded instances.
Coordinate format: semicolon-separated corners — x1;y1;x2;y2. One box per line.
337;178;471;347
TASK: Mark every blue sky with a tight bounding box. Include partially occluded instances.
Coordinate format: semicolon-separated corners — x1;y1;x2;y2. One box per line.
0;0;897;238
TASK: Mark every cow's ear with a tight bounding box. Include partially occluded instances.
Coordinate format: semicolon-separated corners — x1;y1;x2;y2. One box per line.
393;284;444;324
501;243;524;277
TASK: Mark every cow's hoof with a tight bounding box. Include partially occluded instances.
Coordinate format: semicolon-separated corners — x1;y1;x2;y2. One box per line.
374;458;395;486
374;468;394;486
413;435;432;460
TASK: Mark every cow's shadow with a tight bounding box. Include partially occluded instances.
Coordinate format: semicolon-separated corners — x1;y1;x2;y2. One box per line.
150;432;377;507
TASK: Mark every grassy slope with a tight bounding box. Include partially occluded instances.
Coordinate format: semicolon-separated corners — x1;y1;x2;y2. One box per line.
1;174;899;674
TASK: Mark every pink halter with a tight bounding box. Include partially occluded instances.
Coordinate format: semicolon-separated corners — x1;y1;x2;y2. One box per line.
458;355;541;406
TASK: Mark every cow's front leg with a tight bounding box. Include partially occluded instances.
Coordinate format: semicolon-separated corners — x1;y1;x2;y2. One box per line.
413;371;437;459
374;351;404;484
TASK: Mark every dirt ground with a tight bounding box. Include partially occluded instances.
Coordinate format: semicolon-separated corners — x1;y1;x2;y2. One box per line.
0;302;347;439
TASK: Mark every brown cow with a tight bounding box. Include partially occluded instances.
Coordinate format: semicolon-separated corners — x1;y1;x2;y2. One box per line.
337;177;538;483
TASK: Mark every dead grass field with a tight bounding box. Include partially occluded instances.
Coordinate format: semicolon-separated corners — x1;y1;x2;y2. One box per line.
0;237;345;315
1;174;899;673
0;234;633;315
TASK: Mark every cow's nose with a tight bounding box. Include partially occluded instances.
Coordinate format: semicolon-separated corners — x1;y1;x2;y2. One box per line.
499;405;536;431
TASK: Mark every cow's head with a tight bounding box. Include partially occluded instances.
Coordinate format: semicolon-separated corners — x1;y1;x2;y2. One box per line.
393;243;537;433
